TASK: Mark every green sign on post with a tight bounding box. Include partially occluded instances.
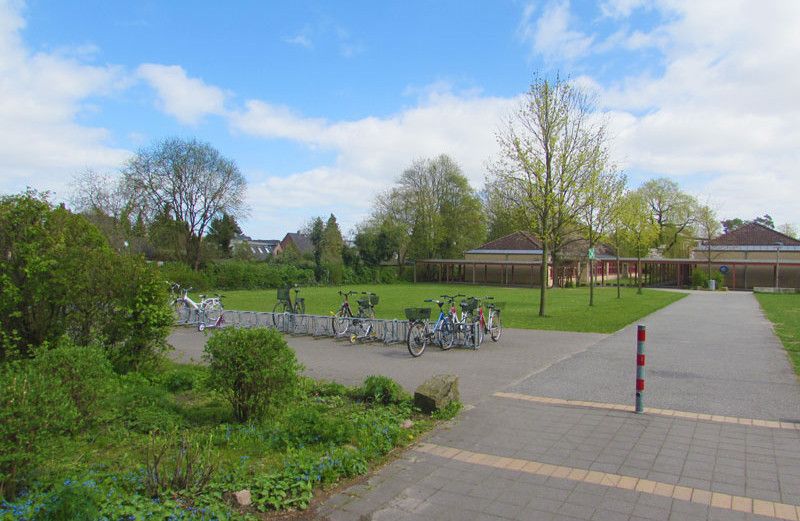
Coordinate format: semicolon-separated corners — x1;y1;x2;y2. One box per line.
588;247;596;260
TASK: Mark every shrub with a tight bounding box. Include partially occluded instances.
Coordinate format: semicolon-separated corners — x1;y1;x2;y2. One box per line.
691;268;724;289
355;375;409;405
159;260;315;291
0;191;172;370
204;328;302;422
159;261;210;290
144;431;216;498
0;361;78;499
32;340;116;423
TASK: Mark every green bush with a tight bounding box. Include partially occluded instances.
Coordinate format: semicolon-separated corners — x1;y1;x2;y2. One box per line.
160;259;315;291
0;192;172;370
204;328;302;422
355;375;409;405
32;340;116;422
0;360;79;499
159;261;211;290
691;268;724;289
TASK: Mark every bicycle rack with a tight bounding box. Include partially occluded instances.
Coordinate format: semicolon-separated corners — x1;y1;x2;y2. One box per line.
177;310;483;349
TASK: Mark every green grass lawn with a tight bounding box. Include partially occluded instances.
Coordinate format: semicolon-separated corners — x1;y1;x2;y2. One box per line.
216;284;685;334
756;293;800;374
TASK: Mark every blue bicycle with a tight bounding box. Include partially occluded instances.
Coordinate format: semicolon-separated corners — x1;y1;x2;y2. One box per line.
405;299;455;357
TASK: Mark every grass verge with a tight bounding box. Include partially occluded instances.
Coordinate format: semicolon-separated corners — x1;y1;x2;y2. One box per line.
216;284;686;334
755;293;800;375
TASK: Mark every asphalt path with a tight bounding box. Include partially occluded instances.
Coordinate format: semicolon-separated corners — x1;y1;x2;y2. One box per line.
510;290;800;420
168;325;605;406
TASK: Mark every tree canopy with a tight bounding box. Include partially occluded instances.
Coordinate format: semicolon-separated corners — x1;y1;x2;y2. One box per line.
489;75;608;316
123;137;247;269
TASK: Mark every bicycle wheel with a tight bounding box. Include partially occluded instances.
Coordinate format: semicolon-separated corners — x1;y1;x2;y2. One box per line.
332;308;350;335
437;319;455;350
406;321;427;357
174;301;190;325
475;320;485;346
204;302;222;326
490;313;503;341
272;301;287;326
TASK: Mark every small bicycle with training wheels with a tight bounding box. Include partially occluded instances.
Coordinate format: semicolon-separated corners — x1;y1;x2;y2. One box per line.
339;292;379;343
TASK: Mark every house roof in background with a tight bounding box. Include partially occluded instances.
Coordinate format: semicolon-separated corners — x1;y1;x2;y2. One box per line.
708;222;800;247
468;231;543;252
282;232;314;254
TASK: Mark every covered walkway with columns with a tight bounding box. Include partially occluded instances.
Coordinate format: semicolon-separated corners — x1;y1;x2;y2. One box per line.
413;257;800;290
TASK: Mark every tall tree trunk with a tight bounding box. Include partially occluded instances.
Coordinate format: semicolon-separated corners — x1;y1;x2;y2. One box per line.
539;242;548;316
637;255;643;295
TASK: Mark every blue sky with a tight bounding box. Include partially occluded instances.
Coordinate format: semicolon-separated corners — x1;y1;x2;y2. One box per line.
2;0;799;238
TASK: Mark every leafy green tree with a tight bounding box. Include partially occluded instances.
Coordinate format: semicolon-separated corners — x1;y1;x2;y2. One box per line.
374;154;485;269
206;213;242;256
721;217;745;234
0;191;172;369
322;214;345;283
579;164;626;306
637;178;698;257
695;204;722;280
617;191;659;294
308;217;325;282
489;74;607;316
752;214;775;229
354;223;398;267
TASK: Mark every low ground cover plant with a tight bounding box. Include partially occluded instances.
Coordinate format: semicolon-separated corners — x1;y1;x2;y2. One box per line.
0;332;446;520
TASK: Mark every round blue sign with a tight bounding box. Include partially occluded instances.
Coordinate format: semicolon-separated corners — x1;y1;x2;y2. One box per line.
719;265;729;274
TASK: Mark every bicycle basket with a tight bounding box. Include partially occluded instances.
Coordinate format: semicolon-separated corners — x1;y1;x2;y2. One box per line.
460;298;478;313
277;287;290;300
369;294;379;306
404;307;431;321
490;302;505;313
357;298;369;308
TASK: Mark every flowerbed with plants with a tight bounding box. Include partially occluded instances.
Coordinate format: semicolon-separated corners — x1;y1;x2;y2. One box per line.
0;328;456;520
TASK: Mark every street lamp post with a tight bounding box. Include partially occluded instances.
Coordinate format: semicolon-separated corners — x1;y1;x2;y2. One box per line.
774;241;783;289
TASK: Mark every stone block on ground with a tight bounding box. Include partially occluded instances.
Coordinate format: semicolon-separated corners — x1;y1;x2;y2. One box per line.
414;374;459;414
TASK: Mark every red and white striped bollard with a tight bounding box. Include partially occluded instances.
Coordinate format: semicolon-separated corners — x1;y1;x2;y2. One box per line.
636;325;646;413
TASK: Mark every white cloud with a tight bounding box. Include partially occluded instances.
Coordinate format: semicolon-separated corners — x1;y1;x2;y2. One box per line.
229;89;517;235
0;0;130;197
600;0;647;19
137;64;227;124
519;0;594;61
595;0;800;225
284;32;313;49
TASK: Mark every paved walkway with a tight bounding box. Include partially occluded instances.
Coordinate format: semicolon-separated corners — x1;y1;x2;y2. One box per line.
168;326;604;405
313;292;800;521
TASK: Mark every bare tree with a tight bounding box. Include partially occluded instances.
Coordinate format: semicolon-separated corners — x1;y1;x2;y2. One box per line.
695;204;722;280
489;75;607;316
123;138;247;269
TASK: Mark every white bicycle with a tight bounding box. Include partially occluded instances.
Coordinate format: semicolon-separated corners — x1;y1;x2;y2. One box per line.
171;285;224;331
